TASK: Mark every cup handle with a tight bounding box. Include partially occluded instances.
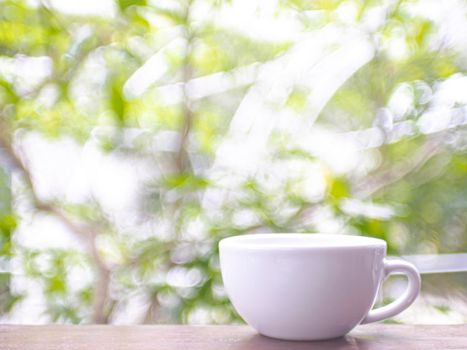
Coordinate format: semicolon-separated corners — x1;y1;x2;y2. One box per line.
361;258;421;324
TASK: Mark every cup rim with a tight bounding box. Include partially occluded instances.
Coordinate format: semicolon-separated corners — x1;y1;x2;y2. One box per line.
219;233;386;251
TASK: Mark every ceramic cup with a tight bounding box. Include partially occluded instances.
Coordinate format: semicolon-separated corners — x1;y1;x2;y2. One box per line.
219;233;421;341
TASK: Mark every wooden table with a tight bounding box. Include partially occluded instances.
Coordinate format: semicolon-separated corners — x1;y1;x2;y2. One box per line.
0;325;466;350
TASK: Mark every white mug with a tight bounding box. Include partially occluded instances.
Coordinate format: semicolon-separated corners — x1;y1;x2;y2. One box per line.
219;233;421;341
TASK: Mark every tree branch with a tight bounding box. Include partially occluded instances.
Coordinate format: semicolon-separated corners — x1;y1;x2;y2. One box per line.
0;125;111;323
353;136;443;198
174;0;194;175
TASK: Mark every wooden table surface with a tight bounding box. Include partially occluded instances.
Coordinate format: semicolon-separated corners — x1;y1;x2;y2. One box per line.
0;325;466;350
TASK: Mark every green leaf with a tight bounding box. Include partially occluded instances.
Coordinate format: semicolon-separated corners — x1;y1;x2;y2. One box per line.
162;174;210;191
285;89;308;112
117;0;147;11
45;275;67;295
110;79;126;125
328;177;350;200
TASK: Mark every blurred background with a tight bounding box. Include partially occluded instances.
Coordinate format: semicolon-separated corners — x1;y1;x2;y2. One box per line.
0;0;466;325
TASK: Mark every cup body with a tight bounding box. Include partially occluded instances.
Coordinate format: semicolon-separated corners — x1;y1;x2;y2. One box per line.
219;234;387;340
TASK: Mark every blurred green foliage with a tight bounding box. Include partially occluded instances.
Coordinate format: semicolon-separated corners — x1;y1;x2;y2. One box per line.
0;0;466;324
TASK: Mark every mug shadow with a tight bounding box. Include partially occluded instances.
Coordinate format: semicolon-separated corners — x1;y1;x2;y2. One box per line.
227;333;374;350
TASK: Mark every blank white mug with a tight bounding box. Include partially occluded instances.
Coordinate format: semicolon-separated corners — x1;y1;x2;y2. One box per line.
219;233;421;341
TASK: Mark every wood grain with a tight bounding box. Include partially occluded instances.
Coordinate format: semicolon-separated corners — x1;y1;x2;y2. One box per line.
0;325;466;350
